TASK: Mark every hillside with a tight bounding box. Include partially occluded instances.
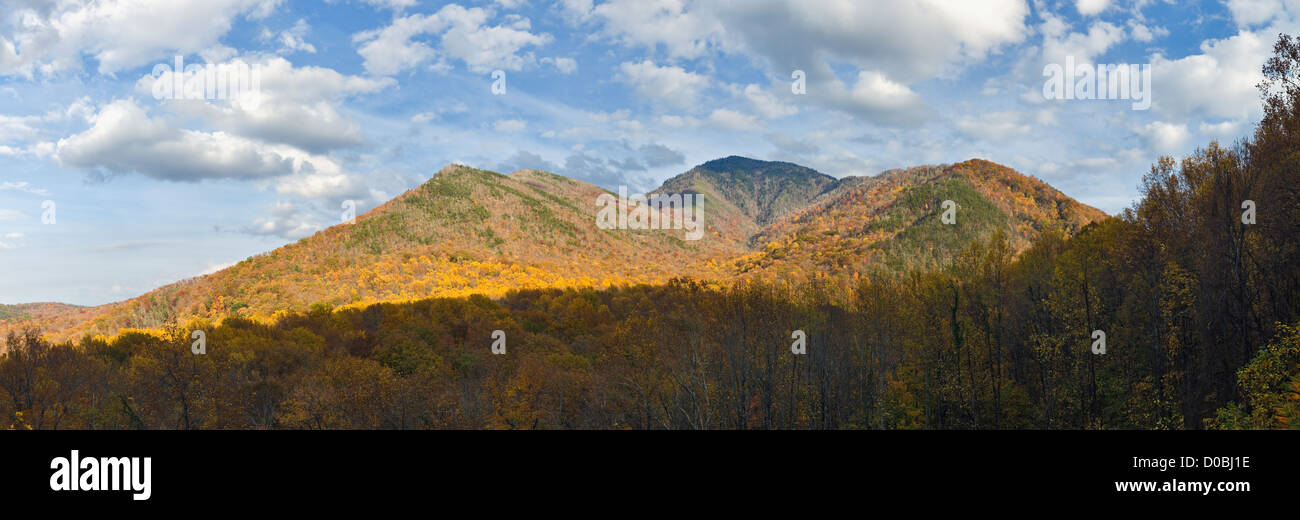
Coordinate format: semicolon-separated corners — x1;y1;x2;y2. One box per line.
654;156;839;240
39;165;744;341
733;159;1108;278
0;303;88;332
9;157;1107;341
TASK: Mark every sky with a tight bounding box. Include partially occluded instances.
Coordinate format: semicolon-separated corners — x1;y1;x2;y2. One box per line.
0;0;1290;305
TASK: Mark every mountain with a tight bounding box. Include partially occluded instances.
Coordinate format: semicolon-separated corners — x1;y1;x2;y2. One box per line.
654;155;838;240
7;157;1107;341
40;164;741;341
733;159;1107;277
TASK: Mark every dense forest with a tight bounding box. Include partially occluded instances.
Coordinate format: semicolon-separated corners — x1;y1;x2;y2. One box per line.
4;35;1300;430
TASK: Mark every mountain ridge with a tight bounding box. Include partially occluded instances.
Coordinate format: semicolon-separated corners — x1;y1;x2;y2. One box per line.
3;156;1108;341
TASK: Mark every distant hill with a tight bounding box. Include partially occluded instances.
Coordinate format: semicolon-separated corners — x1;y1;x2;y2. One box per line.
8;157;1108;341
0;302;84;325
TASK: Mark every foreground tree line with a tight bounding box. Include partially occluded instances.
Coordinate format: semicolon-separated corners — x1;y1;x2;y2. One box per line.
5;35;1300;430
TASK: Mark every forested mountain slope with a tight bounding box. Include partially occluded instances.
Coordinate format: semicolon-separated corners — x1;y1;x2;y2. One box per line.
12;157;1104;342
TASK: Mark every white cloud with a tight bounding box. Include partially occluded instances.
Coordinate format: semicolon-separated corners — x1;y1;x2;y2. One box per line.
493;119;527;132
0;209;27;221
1223;0;1296;27
741;84;797;119
707;108;758;130
542;56;578;74
1200;120;1244;141
52;99;353;182
1138;121;1191;155
0;114;40;143
134;56;394;153
273;19;317;54
0;181;50;196
0;0;281;76
0;36;20;75
1151;31;1267;121
586;0;719;59
353;4;552;75
200;260;237;275
723;0;1027;82
1039;20;1127;67
816;70;930;126
241;201;320;239
955;111;1032;141
1075;0;1112;16
655;114;701;128
616;59;708;110
582;0;1028;82
358;0;417;10
569;0;1026;127
273;170;374;202
1127;21;1167;43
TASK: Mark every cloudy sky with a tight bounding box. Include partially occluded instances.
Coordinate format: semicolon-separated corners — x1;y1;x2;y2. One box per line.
0;0;1289;305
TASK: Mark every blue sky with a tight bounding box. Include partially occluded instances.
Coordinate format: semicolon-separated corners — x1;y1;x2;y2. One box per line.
0;0;1289;305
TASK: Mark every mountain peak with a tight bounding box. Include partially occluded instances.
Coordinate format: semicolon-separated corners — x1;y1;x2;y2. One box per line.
657;156;838;231
693;155;834;182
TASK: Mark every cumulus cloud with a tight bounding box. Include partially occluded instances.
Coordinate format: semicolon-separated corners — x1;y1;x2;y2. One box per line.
51;97;393;199
583;0;719;59
577;0;1027;82
1075;0;1112;16
1223;0;1298;27
241;201;320;239
616;59;709;110
269;19;317;54
542;56;578;74
54;99;297;181
353;4;553;75
814;71;931;126
357;0;418;10
0;0;280;76
0;114;40;144
711;0;1029;83
1138;121;1192;156
133;56;395;153
1150;31;1268;121
707;108;758;130
1038;19;1127;67
741;84;797;119
954;111;1032;142
572;0;1028;125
